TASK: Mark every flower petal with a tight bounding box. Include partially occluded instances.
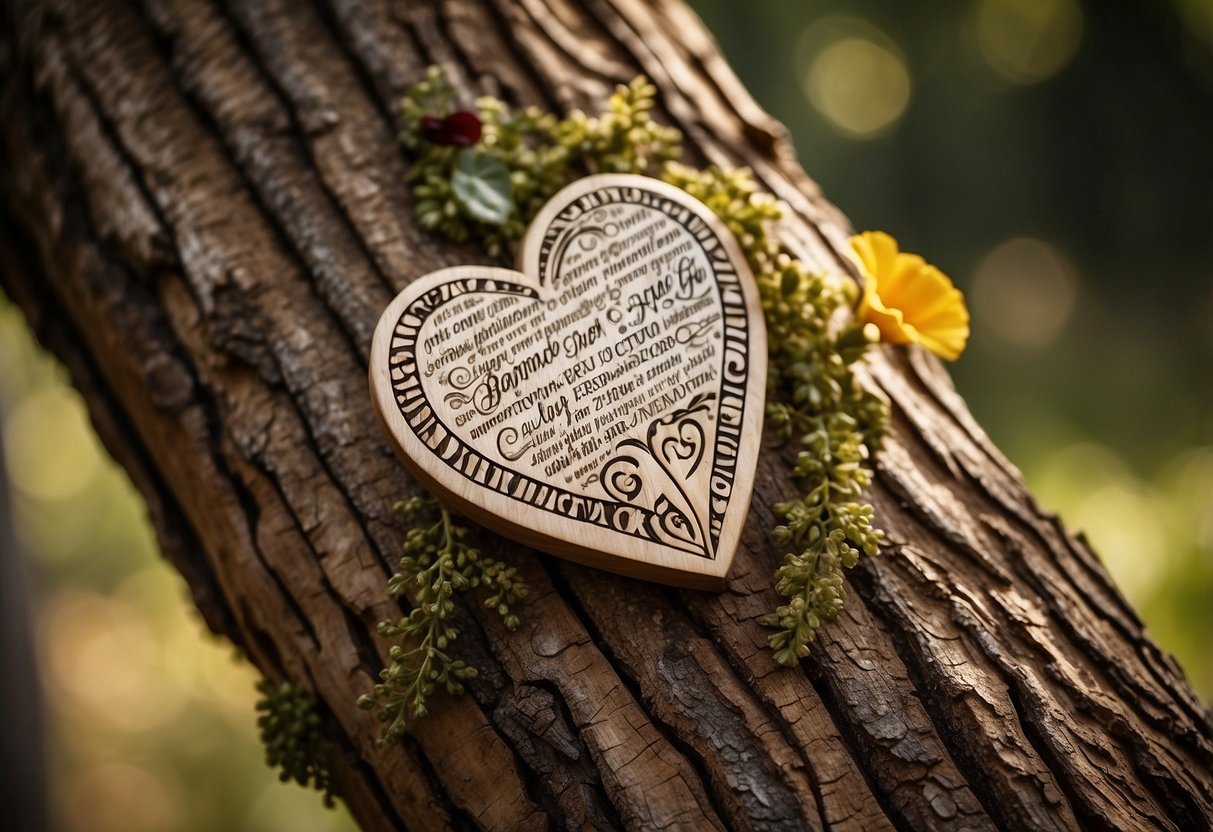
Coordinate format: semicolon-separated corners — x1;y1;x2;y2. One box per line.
852;231;900;289
850;231;970;361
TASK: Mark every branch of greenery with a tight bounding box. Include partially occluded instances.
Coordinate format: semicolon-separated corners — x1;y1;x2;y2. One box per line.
356;497;527;746
660;164;889;665
255;678;337;808
399;68;680;255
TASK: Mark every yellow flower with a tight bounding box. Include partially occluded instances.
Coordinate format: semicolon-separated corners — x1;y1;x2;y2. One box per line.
849;231;970;361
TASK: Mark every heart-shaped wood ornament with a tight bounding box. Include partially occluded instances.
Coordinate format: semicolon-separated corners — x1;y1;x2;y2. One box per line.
370;174;766;589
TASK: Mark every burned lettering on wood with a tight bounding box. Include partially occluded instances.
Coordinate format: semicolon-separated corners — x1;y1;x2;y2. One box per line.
370;175;767;588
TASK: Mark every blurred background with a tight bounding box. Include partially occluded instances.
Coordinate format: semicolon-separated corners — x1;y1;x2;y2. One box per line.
1;0;1209;829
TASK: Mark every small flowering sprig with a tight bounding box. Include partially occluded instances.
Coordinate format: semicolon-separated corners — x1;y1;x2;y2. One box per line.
663;164;888;663
399;67;560;252
398;68;680;256
255;678;337;807
358;497;527;746
554;76;682;173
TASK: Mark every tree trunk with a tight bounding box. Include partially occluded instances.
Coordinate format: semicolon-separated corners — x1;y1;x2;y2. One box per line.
1;1;1209;830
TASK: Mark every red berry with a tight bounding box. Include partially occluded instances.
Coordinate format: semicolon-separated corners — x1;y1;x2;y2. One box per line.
420;115;447;144
443;111;482;146
419;111;482;146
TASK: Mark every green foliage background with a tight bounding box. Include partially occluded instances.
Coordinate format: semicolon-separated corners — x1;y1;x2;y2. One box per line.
1;1;1209;829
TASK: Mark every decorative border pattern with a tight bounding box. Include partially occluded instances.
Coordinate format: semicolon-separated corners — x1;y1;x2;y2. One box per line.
386;186;753;559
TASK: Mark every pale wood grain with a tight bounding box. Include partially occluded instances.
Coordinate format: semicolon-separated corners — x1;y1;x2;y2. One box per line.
370;175;766;589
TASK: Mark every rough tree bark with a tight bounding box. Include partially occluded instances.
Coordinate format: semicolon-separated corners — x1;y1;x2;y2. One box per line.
1;1;1209;830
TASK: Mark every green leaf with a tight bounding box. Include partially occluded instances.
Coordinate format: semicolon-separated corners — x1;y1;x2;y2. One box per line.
780;269;800;298
451;149;513;225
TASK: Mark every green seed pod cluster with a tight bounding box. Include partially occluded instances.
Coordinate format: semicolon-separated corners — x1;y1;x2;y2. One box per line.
660;163;888;666
554;76;682;173
254;678;336;807
357;498;528;746
398;71;681;257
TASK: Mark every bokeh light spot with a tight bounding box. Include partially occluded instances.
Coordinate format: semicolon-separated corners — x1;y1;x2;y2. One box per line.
1163;446;1213;555
41;591;182;731
1076;482;1169;598
798;17;911;139
249;782;358;832
3;386;104;501
1034;442;1169;598
971;237;1079;350
63;763;182;832
975;0;1083;84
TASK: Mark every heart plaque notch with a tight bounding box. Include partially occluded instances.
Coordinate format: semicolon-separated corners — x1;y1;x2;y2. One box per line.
370;174;766;589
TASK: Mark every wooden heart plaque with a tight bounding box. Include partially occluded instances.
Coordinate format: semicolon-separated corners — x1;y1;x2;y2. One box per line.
370;175;766;589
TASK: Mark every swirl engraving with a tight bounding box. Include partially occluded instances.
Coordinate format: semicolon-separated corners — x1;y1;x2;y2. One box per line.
653;496;698;548
441;367;501;415
601;447;645;502
675;317;715;348
496;427;536;462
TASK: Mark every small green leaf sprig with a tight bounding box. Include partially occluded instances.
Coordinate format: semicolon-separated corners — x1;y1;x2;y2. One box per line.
661;165;888;665
255;678;336;807
357;497;527;746
399;69;680;255
552;75;682;173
